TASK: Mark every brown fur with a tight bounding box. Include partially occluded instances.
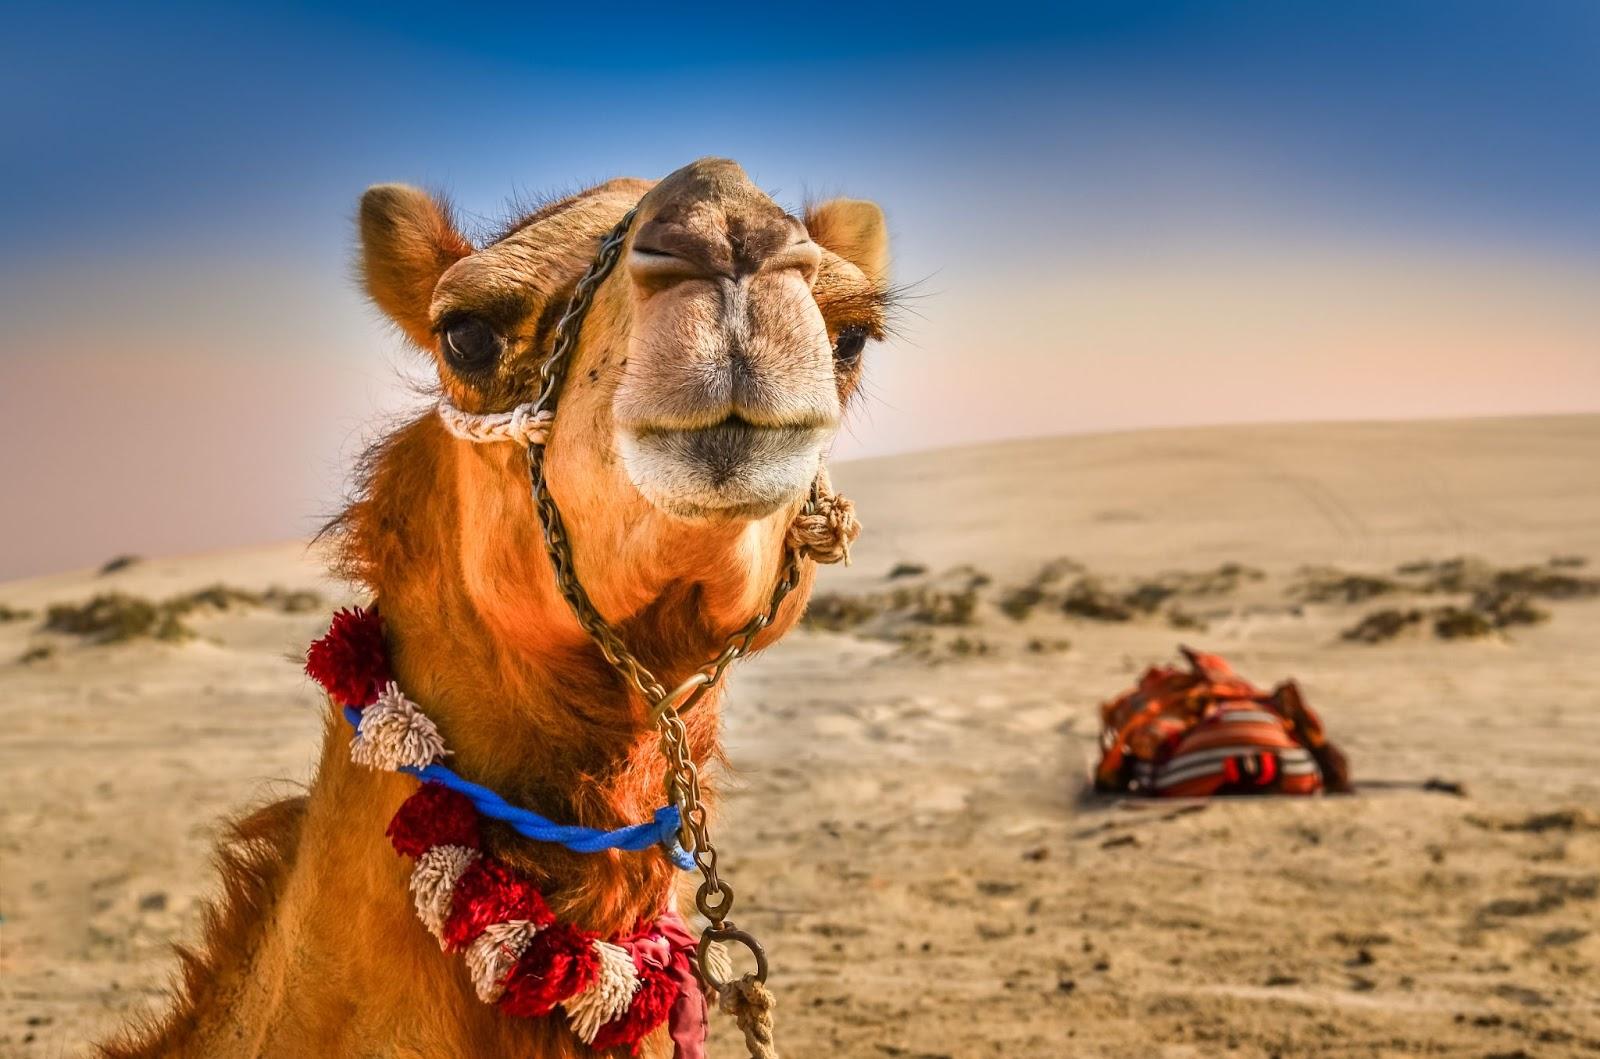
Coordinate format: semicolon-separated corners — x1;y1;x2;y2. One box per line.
103;159;890;1058
359;185;476;348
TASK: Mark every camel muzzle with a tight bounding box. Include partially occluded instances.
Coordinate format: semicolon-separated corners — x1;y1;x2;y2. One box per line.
619;416;832;520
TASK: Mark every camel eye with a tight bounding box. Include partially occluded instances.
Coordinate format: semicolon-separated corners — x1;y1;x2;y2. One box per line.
834;325;868;368
441;316;503;374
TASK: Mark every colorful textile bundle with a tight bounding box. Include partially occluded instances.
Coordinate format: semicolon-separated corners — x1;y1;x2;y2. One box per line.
1095;647;1351;797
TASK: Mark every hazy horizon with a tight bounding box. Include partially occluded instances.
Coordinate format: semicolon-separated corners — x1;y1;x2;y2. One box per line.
7;410;1597;583
3;2;1597;579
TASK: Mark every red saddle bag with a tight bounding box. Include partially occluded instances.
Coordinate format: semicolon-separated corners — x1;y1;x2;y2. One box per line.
1095;647;1351;796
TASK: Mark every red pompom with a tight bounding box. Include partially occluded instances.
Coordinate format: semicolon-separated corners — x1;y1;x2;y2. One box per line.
442;858;554;950
589;959;677;1053
498;921;599;1018
386;782;481;858
305;605;391;708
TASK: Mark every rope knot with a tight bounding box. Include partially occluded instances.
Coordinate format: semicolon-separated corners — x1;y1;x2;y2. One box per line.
716;974;779;1059
505;403;552;445
787;489;860;566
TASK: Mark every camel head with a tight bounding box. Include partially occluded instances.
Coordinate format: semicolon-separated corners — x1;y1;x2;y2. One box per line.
351;158;891;668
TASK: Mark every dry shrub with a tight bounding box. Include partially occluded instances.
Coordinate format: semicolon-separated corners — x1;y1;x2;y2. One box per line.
1060;578;1137;622
886;561;927;580
1344;593;1550;645
98;554;141;575
1044;563;1262;625
1472;591;1548;629
998;585;1046;621
39;583;325;647
803;593;883;632
1341;608;1425;644
1432;607;1496;640
45;594;194;644
890;628;992;663
167;584;324;615
1397;556;1598;599
815;588;974;630
1294;567;1399;604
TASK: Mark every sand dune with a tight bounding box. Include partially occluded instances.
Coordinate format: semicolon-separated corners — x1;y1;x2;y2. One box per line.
3;415;1598;1057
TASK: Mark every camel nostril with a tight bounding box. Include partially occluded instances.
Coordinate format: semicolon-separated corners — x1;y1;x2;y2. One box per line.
627;246;713;289
629;218;732;286
770;238;821;285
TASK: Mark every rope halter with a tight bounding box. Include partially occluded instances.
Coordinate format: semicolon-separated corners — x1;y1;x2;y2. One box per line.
437;399;552;447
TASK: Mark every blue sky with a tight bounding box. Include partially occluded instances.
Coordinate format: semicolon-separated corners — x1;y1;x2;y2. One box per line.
6;2;1597;257
2;2;1597;577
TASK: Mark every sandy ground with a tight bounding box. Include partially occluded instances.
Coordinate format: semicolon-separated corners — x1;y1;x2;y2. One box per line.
3;415;1599;1058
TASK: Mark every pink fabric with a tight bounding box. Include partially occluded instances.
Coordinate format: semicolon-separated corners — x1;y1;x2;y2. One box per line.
655;909;708;1059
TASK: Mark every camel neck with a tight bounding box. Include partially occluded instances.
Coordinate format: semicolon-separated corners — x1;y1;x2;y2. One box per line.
347;580;719;934
324;420;733;931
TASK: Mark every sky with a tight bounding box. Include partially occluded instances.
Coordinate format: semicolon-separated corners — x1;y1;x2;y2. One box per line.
1;1;1597;578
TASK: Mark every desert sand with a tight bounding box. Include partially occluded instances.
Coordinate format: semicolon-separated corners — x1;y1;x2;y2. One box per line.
3;415;1598;1058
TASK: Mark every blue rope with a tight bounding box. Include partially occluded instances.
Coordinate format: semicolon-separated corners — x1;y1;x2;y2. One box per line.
344;705;694;870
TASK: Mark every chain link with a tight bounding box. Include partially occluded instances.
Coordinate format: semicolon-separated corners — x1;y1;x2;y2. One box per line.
523;206;816;983
530;208;637;418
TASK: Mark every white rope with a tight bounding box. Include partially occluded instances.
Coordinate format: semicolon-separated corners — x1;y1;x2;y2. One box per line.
436;398;552;446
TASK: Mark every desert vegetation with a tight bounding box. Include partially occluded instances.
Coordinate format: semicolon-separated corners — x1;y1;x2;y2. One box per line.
803;554;1593;658
1338;557;1594;643
16;583;324;659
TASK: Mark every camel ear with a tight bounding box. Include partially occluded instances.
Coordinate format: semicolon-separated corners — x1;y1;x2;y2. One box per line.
359;184;474;347
805;198;889;283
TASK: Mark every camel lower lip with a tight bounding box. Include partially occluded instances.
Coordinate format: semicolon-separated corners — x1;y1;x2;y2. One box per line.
620;418;831;518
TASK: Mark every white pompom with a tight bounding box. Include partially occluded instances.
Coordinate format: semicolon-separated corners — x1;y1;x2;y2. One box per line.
465;919;541;1002
563;939;641;1043
409;844;478;942
351;683;450;771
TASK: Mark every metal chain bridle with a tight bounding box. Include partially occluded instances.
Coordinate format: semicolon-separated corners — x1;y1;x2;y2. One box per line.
524;206;824;1038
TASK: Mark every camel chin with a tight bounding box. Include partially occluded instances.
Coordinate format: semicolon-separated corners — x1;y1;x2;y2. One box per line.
618;419;832;521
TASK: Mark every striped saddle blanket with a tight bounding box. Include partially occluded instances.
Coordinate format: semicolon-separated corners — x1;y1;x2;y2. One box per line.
1095;647;1350;797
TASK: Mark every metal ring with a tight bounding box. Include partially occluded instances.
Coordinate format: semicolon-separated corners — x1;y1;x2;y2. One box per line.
698;924;768;989
696;878;735;920
648;671;711;727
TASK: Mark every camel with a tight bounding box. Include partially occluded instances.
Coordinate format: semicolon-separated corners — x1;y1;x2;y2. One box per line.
100;158;891;1058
